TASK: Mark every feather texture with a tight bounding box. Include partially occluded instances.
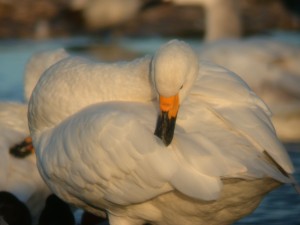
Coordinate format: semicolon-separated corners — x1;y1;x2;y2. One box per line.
28;40;295;225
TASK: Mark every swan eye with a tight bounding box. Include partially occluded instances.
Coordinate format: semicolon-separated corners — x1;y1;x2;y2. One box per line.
180;85;183;90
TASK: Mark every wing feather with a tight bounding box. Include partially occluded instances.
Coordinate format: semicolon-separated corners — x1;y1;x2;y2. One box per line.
173;62;294;186
37;102;177;206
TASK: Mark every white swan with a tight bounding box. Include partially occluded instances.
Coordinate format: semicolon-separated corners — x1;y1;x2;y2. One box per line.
0;48;69;223
165;0;242;42
28;40;296;225
168;0;300;142
69;0;142;30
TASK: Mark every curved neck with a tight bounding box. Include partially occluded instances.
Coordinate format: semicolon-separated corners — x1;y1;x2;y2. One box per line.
28;56;155;134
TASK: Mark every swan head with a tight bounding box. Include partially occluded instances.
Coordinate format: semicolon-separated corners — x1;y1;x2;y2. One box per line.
152;40;199;146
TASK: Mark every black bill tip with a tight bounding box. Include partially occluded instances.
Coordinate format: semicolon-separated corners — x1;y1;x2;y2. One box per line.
154;111;177;146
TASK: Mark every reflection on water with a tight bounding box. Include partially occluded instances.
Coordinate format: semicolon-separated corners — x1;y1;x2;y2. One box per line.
0;36;300;225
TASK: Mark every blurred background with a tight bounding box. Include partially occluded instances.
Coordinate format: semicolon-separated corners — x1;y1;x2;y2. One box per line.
0;0;299;39
1;0;300;100
0;0;300;225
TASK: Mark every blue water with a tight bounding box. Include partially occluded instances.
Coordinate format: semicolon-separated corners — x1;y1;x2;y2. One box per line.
0;35;299;225
235;144;300;225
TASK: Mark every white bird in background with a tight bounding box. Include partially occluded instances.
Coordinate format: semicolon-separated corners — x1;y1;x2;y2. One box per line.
165;0;242;42
0;48;69;223
0;103;40;224
199;39;300;142
69;0;143;30
168;0;300;142
23;48;70;102
28;40;297;225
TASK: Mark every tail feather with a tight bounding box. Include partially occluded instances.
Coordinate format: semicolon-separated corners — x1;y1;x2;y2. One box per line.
288;175;300;194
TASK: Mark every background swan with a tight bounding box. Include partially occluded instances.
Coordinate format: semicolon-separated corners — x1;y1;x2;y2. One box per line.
24;48;69;102
69;0;143;30
168;0;300;142
0;48;69;223
165;0;242;42
28;40;296;225
0;102;50;224
199;39;300;142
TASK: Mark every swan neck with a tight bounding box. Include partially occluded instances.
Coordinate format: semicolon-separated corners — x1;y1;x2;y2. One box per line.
204;0;242;41
28;56;155;134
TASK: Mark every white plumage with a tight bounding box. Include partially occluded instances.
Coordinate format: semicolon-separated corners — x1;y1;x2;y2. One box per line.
28;40;295;225
0;48;69;223
199;39;300;141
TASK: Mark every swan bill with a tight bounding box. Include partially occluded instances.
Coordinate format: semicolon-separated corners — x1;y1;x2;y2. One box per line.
9;136;34;158
154;95;179;146
154;111;177;146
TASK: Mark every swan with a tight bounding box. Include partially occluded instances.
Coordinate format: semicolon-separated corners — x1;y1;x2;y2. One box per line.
0;102;49;221
165;0;242;42
168;0;300;142
0;48;69;223
69;0;143;30
28;40;297;225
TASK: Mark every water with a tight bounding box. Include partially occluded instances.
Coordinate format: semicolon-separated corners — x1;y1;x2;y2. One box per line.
0;37;94;102
0;35;300;225
235;143;300;225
